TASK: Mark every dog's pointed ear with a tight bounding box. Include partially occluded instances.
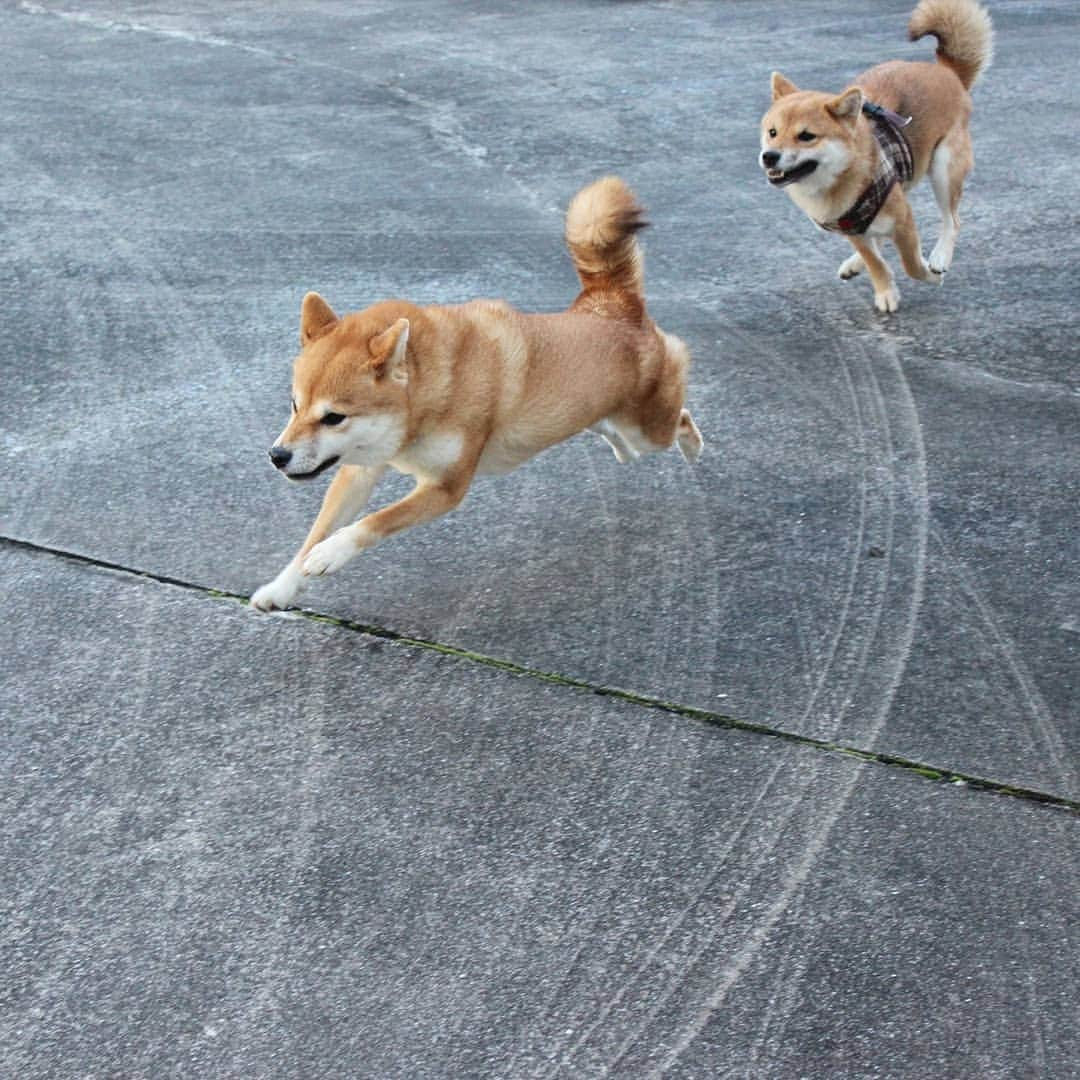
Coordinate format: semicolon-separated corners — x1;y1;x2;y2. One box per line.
826;86;863;122
300;292;339;346
771;72;799;100
369;318;410;384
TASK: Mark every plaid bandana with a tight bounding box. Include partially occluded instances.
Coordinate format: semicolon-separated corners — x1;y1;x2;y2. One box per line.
818;102;914;235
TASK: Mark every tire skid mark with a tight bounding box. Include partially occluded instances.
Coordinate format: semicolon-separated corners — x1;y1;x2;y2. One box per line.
792;350;872;729
509;455;642;1070
544;342;870;1074
642;336;928;1077
514;463;716;1072
529;397;729;1067
791;592;824;697
539;755;790;1077
641;761;867;1076
519;326;763;1075
1020;931;1051;1078
541;331;928;1077
513;397;726;1071
740;892;812;1076
225;726;329;1068
930;525;1077;795
523;682;735;1072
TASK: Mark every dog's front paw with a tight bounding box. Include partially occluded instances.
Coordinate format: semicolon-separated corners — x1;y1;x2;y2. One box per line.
251;565;305;612
874;286;901;314
303;528;360;578
919;257;945;286
928;240;953;276
838;252;864;280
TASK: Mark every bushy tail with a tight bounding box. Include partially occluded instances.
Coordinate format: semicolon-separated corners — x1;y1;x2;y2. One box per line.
565;176;648;319
908;0;994;89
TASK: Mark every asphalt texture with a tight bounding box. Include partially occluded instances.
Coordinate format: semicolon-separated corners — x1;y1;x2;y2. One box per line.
2;1;1078;1077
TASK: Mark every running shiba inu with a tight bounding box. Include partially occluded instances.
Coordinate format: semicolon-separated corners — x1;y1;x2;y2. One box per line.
251;177;704;612
759;0;993;313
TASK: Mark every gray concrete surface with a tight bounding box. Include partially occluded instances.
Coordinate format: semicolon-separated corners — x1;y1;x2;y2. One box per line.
2;1;1078;1076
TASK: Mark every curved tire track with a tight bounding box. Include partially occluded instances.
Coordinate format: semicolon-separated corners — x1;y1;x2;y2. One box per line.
532;327;928;1077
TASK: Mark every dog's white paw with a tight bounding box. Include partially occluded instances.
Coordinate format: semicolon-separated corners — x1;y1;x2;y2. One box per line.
251;566;305;612
303;528;359;577
928;241;953;275
678;433;703;464
874;286;901;314
838;253;864;280
919;257;945;286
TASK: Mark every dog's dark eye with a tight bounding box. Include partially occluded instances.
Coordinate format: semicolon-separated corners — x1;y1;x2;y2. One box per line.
290;397;297;414
321;412;346;426
768;127;777;138
797;130;816;142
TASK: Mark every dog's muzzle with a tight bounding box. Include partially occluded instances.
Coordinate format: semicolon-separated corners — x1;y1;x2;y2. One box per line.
764;159;819;187
284;455;341;481
268;444;341;481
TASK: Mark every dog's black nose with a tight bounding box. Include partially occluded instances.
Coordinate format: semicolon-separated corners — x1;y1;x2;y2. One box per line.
269;445;292;469
762;150;781;168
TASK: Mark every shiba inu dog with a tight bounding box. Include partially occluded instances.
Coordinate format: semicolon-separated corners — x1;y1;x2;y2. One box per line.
759;0;993;312
251;176;704;612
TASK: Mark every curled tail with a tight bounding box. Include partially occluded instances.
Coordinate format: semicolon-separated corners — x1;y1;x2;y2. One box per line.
908;0;994;89
565;176;648;320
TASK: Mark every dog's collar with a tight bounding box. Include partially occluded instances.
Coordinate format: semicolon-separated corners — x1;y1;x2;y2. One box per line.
816;101;914;235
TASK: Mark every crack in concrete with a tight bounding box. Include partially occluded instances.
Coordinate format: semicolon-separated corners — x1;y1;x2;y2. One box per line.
4;533;1078;817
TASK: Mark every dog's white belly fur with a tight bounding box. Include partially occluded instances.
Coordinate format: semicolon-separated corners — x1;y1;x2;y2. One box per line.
389;425;534;478
391;431;466;478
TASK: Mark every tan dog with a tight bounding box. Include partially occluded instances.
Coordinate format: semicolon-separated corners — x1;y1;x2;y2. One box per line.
759;0;993;312
251;177;704;612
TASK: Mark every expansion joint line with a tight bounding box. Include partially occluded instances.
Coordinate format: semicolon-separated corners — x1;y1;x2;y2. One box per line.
4;534;1078;817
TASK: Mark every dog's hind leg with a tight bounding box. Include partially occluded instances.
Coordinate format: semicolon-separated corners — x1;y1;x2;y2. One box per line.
928;128;973;274
610;405;703;464
676;409;704;464
888;193;942;289
591;418;639;463
251;463;384;611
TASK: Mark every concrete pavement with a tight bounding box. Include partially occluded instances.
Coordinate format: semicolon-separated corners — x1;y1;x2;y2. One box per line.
2;2;1077;1076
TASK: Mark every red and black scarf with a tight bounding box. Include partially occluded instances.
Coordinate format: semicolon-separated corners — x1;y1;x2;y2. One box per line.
818;102;914;236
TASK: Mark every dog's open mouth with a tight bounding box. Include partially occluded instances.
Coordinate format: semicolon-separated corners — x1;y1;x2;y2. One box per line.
287;454;341;481
766;160;818;187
